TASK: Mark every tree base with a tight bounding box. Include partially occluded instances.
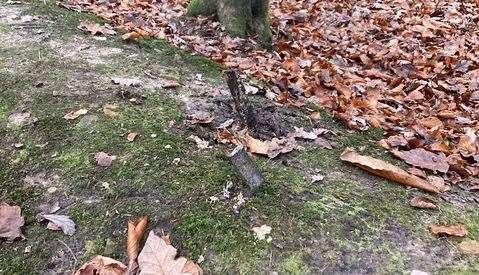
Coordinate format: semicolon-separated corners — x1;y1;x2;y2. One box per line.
187;0;272;49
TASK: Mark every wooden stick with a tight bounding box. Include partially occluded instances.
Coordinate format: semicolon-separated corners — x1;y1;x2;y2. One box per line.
229;146;264;191
224;70;253;128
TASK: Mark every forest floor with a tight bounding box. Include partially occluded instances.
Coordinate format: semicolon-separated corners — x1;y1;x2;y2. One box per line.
0;1;478;274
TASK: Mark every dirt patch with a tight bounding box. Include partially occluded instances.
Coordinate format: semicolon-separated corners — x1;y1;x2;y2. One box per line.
48;36;123;65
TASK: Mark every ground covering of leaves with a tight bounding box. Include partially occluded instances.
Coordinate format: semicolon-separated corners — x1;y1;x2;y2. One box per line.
58;0;479;190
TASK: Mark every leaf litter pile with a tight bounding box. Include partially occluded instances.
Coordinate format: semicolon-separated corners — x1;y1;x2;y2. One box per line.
57;0;479;190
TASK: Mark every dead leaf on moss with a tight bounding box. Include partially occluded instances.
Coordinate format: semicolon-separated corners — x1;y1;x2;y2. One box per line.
409;197;437;209
189;135;211;150
161;80;181;89
429;224;467;237
64;109;88;120
103;104;119;118
95;152;117;167
138;231;203;275
340;149;446;193
74;255;127;275
0;203;25;241
40;214;76;236
458;239;479;255
126;132;138;142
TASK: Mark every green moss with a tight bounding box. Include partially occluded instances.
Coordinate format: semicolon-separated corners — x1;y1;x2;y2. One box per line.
280;253;310;275
187;0;217;16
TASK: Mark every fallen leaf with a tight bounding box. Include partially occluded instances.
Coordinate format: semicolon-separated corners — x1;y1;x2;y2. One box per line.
138;231;203;275
0;203;25;241
74;255;127;275
127;217;148;272
252;225;272;241
409;197;437;209
429;224;467;237
111;77;142;87
161;80;181;89
392;148;449;173
340;149;446;193
126;132;138;142
122;31;142;41
458;239;479;255
189;135;211;150
41;214;76;236
78;22;116;35
311;174;325;183
243;83;259;94
187;111;214;125
288;127;317;140
103;104;119;118
64;109;88;120
95;152;117;167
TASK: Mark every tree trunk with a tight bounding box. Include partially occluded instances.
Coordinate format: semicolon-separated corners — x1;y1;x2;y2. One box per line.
187;0;272;48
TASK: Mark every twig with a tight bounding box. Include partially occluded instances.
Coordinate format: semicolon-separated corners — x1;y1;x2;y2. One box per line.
58;239;78;269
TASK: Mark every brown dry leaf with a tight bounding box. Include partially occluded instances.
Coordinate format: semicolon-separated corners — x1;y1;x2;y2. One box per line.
244;134;270;156
392;148;449;173
409;197;437;209
267;137;297;158
161;80;181;89
78;22;116;35
95;152;117;167
138;231;203;275
64;109;88;120
122;31;142;41
340;149;446;193
0;203;25;241
429;224;467;237
458;239;479;255
74;255;127;275
127;217;148;271
127;132;138;142
187;111;214;125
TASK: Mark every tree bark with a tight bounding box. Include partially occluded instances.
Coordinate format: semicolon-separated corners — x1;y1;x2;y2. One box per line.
187;0;272;48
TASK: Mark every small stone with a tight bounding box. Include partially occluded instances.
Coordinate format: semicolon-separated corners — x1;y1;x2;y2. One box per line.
47;187;57;193
172;158;181;165
24;246;32;254
164;144;172;149
197;255;205;264
151;133;157;138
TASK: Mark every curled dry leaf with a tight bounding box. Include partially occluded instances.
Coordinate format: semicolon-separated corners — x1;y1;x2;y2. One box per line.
74;255;127;275
41;214;76;236
340;149;446;193
392;148;449;173
138;231;203;275
458;239;479;255
126;132;138;142
409;197;437;209
127;216;148;272
429;224;467;237
122;31;142;41
0;203;25;241
64;109;88;120
95;152;117;167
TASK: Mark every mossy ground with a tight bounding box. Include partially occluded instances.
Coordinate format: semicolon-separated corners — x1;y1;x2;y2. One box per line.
0;1;478;274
